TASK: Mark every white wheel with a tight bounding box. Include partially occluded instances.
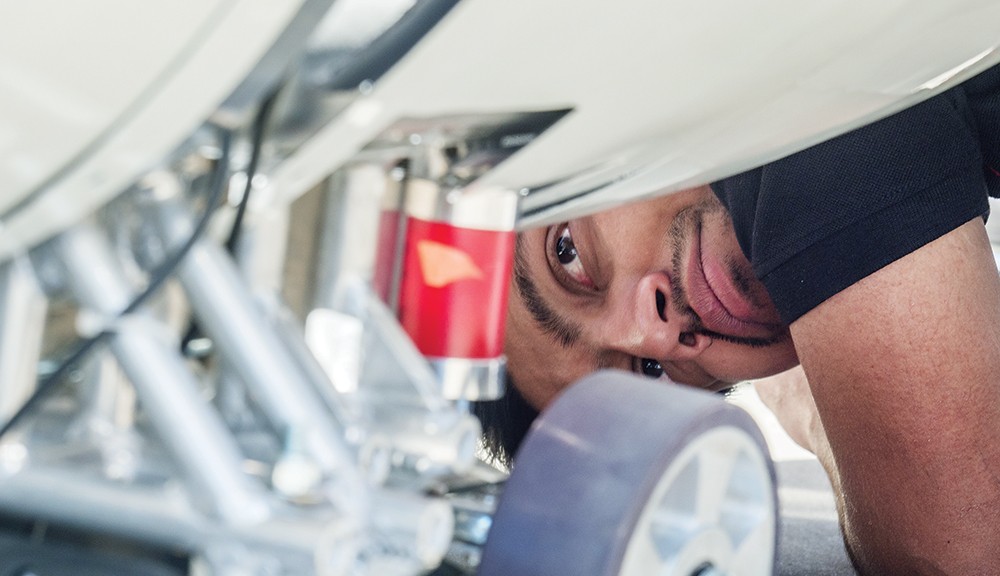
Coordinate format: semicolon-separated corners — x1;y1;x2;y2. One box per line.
479;370;777;576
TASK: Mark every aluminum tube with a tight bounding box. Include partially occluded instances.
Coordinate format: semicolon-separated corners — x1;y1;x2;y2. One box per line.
54;225;133;312
178;240;357;469
312;165;386;310
76;349;136;435
269;301;362;426
54;225;269;524
369;404;479;475
173;248;360;488
111;315;270;523
149;198;366;505
0;465;352;563
0;257;47;423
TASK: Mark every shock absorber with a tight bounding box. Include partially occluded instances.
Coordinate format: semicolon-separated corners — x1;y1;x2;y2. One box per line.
376;147;519;402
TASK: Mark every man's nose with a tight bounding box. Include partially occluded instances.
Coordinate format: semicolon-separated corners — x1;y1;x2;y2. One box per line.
606;272;710;361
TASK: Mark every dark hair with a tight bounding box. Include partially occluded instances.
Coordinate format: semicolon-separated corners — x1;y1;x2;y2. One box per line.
472;373;540;469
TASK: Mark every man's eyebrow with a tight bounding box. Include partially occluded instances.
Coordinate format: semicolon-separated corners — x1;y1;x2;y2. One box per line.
513;235;583;348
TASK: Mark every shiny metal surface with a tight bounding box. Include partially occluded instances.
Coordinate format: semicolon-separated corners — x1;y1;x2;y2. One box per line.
404;179;519;232
429;356;506;401
0;259;46;422
52;223;270;524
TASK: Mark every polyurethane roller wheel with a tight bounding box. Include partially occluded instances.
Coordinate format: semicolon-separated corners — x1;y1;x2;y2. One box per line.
479;370;778;576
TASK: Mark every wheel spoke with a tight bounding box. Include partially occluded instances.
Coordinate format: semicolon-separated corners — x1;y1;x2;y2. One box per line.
728;514;776;576
695;442;738;528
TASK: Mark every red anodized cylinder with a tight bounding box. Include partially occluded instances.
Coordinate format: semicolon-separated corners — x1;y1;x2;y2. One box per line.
397;217;514;360
374;178;519;400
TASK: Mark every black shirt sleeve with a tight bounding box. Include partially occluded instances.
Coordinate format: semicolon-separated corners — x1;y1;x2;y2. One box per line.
711;85;991;324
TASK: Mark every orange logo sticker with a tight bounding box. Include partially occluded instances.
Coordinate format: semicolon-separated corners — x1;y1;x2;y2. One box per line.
417;240;483;287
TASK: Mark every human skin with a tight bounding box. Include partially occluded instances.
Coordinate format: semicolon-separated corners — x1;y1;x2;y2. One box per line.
785;217;1000;574
504;184;798;409
505;184;1000;573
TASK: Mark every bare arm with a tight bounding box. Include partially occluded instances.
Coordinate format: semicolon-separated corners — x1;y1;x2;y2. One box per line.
753;366;820;454
754;365;848;558
789;218;1000;574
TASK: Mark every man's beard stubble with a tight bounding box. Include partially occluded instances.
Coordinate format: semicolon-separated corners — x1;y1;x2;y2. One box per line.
666;196;770;332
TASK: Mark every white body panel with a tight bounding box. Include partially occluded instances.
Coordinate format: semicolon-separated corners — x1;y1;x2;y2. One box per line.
0;0;310;255
270;0;1000;227
0;0;227;202
2;0;999;252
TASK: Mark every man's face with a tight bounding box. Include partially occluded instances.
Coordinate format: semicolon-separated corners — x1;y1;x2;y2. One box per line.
505;185;799;409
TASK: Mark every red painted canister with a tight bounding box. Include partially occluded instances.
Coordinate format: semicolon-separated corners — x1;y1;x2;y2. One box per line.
376;179;519;400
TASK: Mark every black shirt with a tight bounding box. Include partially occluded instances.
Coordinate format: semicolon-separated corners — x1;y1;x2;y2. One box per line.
711;66;1000;324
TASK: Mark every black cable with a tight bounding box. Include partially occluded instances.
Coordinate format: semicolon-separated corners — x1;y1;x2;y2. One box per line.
225;89;278;255
180;91;278;353
0;128;234;439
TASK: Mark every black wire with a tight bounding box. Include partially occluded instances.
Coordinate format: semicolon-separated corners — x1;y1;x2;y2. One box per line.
0;128;234;439
180;91;278;352
225;90;278;255
1;331;116;437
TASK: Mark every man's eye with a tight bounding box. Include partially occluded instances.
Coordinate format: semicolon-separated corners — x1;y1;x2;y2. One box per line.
639;358;665;379
555;226;592;286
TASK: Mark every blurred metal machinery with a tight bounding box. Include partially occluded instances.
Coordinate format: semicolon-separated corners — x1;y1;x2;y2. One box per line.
1;0;999;574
